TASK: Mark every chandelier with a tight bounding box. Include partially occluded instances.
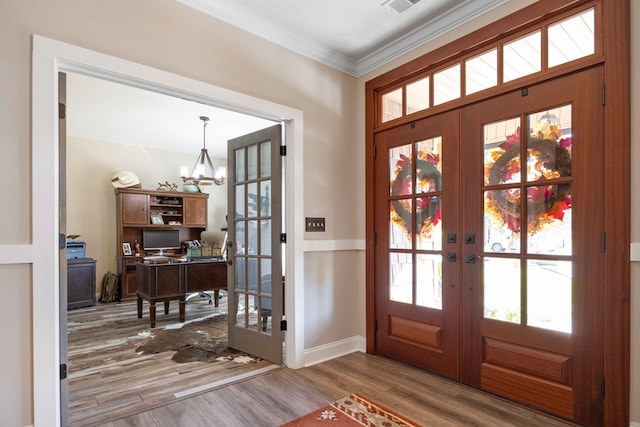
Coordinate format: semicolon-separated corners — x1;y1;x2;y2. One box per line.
181;116;226;186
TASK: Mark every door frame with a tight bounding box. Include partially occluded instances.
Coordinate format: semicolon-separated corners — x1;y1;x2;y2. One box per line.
365;0;630;425
32;34;306;425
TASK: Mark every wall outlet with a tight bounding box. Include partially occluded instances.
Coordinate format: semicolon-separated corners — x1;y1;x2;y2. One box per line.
306;217;326;232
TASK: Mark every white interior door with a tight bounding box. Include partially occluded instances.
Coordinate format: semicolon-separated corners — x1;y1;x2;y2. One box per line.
227;124;284;364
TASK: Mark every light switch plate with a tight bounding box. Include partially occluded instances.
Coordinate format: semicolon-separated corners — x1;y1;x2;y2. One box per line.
306;217;326;232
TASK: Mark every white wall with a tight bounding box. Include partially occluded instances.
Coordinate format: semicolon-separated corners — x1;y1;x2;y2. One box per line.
66;137;228;294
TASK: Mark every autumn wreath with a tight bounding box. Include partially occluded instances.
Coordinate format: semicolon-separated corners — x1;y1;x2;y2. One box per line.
485;127;572;233
390;152;442;239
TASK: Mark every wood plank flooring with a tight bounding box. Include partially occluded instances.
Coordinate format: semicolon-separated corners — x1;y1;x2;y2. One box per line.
94;352;577;426
67;294;275;426
70;299;577;427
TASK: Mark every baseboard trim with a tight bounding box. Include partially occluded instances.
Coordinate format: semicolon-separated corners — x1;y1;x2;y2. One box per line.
303;335;366;367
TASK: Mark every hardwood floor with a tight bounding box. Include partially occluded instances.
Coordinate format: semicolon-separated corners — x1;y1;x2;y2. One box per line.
95;352;577;427
66;295;275;426
69;299;576;427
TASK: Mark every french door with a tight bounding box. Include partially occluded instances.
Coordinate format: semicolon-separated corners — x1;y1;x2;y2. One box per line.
374;67;604;425
227;124;284;365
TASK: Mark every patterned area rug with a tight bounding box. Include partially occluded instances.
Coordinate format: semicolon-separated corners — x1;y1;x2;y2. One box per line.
282;393;422;426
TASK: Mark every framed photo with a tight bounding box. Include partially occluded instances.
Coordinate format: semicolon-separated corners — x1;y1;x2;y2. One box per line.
150;214;164;224
122;242;132;256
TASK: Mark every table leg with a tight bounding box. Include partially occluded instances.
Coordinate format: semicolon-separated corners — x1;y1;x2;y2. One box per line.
149;302;156;328
214;290;220;307
137;296;142;319
179;299;185;323
164;300;170;315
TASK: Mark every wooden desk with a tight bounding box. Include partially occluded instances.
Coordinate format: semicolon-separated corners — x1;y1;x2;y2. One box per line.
136;260;227;328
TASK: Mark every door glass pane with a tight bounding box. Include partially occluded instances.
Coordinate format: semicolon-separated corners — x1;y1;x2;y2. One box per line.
503;31;541;83
390;144;412;196
390;198;412;250
548;8;595;68
235;147;245;182
234;292;247;327
235;184;245;218
416;196;441;250
433;63;460;105
484;257;521;324
485;213;520;253
260;219;272;256
247;220;258;255
235;220;245;255
406;77;429;114
382;88;403;123
247;182;258;217
527;106;572;181
484;118;521;185
415;138;442;193
485;188;521;236
527;260;572;333
527;185;572;255
389;252;412;304
465;49;498;95
247;144;258;180
260;141;271;178
416;254;442;309
260;180;272;216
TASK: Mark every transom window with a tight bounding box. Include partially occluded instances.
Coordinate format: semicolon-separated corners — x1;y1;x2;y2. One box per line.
380;7;595;124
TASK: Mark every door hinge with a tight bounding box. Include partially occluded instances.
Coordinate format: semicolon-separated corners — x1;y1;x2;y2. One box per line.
373;145;377;159
601;231;606;252
59;233;66;250
280;145;286;156
280;320;287;331
58;102;66;119
280;233;286;243
60;363;67;380
601;83;606;105
600;377;605;399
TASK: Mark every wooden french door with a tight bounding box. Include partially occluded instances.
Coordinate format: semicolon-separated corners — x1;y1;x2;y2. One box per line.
374;67;604;425
374;109;461;380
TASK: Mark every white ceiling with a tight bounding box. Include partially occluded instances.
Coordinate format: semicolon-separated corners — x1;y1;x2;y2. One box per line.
66;72;276;159
67;1;511;157
178;0;509;76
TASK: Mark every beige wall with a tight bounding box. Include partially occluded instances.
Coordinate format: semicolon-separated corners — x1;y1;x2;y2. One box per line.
0;0;637;426
66;137;228;295
1;0;359;425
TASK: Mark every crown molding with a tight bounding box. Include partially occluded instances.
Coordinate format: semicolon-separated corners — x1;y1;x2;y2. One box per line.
178;0;507;78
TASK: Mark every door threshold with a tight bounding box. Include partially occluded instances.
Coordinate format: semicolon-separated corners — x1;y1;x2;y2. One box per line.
173;364;281;398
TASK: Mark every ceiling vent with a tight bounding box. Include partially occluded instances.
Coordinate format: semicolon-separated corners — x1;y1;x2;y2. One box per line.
382;0;421;14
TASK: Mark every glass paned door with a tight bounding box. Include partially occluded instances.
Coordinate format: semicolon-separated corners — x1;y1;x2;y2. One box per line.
461;67;604;425
227;124;283;365
374;110;461;380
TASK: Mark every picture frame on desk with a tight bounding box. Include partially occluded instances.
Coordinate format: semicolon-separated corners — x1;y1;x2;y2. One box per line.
122;242;132;256
150;214;164;224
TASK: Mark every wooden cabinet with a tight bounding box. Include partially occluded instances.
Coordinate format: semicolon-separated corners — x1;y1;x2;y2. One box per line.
67;258;96;310
121;193;149;225
184;197;207;226
115;188;209;300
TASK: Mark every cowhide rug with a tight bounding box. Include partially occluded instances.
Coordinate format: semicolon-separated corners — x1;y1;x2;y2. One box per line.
135;314;258;363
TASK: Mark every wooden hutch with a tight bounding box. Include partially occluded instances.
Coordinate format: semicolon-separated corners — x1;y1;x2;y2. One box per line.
115;187;208;300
